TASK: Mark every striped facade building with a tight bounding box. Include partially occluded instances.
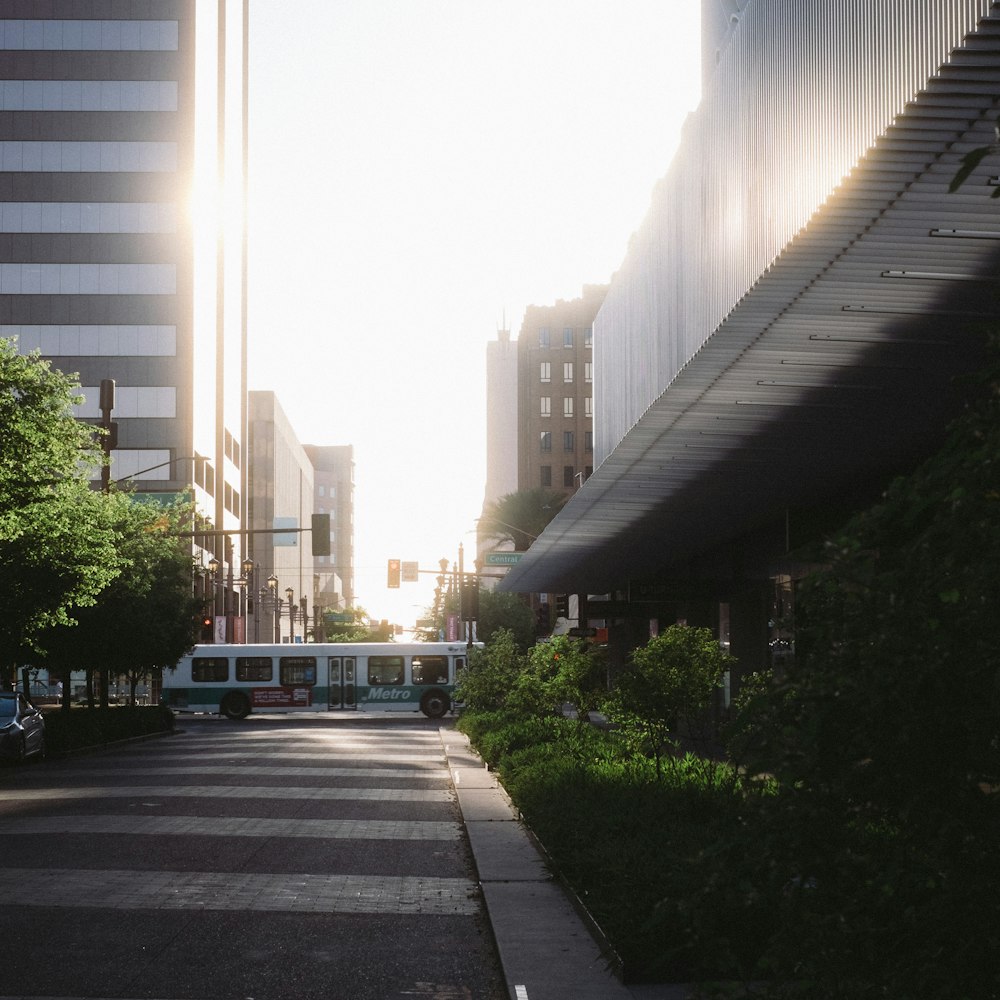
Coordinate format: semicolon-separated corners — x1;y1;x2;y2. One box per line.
0;2;250;626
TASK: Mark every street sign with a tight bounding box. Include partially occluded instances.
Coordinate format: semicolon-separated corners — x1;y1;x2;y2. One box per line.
402;561;419;582
485;551;523;566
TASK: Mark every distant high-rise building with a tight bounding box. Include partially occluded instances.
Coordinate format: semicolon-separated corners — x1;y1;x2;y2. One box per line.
483;322;518;505
247;391;314;643
304;444;355;615
0;2;250;625
517;285;607;496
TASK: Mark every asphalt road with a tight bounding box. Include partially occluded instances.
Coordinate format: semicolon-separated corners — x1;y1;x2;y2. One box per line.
0;713;508;1000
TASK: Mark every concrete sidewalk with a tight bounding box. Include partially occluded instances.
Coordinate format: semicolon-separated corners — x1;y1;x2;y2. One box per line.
440;728;692;1000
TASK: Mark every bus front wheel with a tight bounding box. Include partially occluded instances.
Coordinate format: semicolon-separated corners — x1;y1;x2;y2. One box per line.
420;690;450;719
220;692;251;720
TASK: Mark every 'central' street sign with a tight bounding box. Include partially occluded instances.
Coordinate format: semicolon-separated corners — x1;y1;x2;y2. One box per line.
485;551;523;566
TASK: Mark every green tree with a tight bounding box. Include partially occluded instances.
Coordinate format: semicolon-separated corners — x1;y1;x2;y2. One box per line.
455;628;529;713
0;341;123;684
39;496;201;707
514;635;607;720
323;606;393;642
478;487;568;551
606;625;734;780
748;334;1000;817
475;589;536;651
720;334;1000;996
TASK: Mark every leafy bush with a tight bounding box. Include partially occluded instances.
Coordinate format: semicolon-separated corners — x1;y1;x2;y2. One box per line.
43;705;175;754
454;628;528;714
605;625;734;778
456;341;1000;996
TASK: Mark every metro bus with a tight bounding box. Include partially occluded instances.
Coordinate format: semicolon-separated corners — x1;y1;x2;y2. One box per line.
162;642;476;720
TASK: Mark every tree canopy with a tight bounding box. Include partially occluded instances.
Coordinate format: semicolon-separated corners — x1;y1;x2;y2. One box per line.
39;496;201;700
478;488;568;551
0;340;123;673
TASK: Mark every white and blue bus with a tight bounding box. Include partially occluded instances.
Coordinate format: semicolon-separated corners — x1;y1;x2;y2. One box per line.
162;642;474;720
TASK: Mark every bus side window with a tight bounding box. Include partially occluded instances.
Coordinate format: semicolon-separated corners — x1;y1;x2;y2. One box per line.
368;656;403;685
279;657;317;685
236;657;272;682
412;656;448;685
192;658;228;682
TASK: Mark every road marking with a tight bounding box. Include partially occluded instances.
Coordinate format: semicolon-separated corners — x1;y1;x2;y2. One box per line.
0;868;478;915
62;764;448;779
0;784;451;802
515;987;529;999
0;814;460;840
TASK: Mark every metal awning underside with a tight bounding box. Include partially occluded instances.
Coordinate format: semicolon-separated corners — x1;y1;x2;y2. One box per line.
501;22;1000;595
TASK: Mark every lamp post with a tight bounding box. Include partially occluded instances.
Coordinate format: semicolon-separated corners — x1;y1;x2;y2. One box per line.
267;574;280;642
285;587;295;642
241;558;255;642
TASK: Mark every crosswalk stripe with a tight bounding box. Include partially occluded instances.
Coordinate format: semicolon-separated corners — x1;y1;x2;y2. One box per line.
0;868;478;915
0;784;451;802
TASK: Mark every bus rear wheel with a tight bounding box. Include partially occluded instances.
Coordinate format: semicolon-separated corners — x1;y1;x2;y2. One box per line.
220;692;251;720
420;690;450;719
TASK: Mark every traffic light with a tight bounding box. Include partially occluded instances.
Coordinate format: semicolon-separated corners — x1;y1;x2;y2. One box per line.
554;593;569;619
199;614;213;643
460;574;479;621
311;513;331;556
387;558;401;588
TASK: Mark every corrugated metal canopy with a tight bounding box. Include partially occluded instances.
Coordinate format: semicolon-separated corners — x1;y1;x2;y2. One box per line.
501;27;1000;595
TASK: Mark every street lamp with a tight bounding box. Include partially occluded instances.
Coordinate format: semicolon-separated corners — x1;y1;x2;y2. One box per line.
266;575;280;642
241;559;255;641
285;587;295;642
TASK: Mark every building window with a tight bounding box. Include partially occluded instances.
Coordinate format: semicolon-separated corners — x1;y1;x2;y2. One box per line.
584;396;593;419
540;396;551;418
5;324;176;356
563;362;573;383
540;431;551;452
0;80;178;111
584;361;593;383
540;466;552;487
0;201;176;233
563;431;574;451
0;262;175;294
539;361;550;382
563;397;574;418
563;327;574;348
0;141;177;173
584;326;593;348
585;430;593;452
538;327;550;348
563;466;575;488
76;385;176;418
0;20;180;51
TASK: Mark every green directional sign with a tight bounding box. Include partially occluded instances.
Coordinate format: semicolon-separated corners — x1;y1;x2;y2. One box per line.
485;551;524;566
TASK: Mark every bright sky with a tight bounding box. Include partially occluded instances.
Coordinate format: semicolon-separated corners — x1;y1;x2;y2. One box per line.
244;1;702;626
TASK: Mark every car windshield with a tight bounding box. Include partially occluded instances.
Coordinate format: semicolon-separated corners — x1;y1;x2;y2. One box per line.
0;699;17;720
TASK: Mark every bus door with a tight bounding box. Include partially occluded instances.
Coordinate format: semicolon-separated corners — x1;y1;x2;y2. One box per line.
328;656;356;710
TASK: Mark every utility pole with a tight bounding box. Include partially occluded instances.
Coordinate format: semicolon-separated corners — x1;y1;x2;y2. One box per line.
98;379;116;493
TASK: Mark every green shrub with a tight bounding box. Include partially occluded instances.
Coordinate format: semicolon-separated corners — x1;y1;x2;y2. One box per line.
43;704;175;754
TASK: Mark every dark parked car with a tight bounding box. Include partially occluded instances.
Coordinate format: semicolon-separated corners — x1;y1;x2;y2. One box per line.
0;692;46;762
